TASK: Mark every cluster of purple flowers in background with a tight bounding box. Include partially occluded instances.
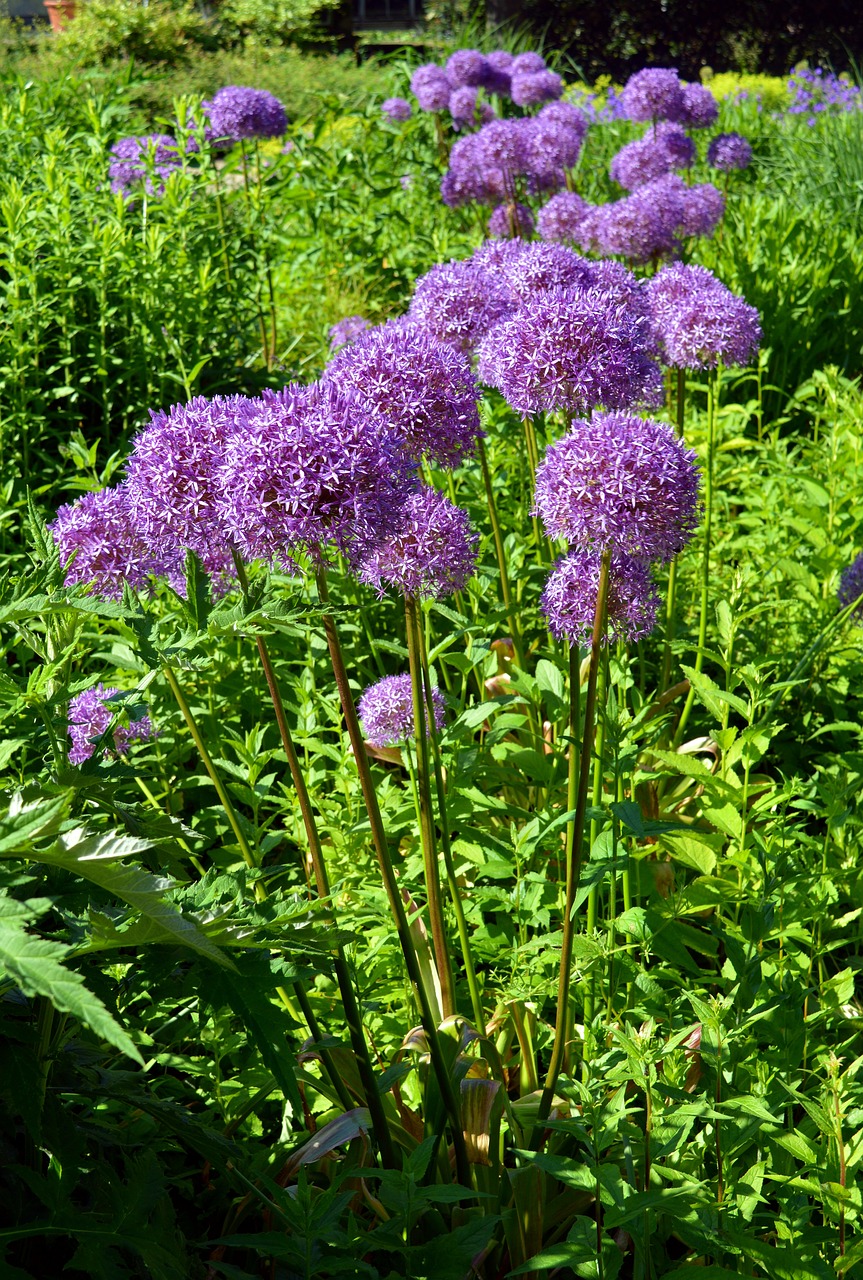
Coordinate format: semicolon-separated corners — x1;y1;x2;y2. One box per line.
838;552;863;617
68;684;154;765
787;67;861;125
107;86;287;198
404;49;564;134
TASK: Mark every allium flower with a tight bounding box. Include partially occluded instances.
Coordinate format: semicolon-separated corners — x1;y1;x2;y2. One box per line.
324;322;482;468
450;86;479;129
477;288;663;416
50;487;169;601
470;238;528;274
411;64;452;112
610;123;695;190
108;134;181;197
542;549;659;644
661;291;761;369
707;132;753;171
441;130;507;206
679;183;725;237
68;684;155;766
534;410;700;559
217;382;416;566
359;673;446;748
621;68;685;123
329;315;371;350
673;82;719;128
357;488;478;599
529;105;587;184
577;177;686;263
204;86;287;142
493;241;593;297
648;262;722;336
483;50;514;96
489;202;535;238
511;69;563;108
407;259;515;354
511;52;546;75
537;191;589;242
382;97;412;122
446;49;488;88
838;553;863;616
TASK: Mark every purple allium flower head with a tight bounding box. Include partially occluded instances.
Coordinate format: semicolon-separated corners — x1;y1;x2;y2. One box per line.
537;191;589;242
673;82;719;128
478;101;497;124
408;259;515;354
450;85;479;129
108;134;181;197
542;549;659;644
707;132;753;171
50;487;169;601
679;182;725;237
446;49;488;88
511;69;564;108
511;51;546;75
494;240;593;297
411;63;452;112
661;291;761;370
382;96;412;122
534;410;700;559
216;382;416;567
477;288;663;416
483;50;514;96
68;684;155;766
470;237;528;274
647;262;722;331
528;108;587;185
838;552;863;616
489;201;535;238
324;322;482;468
621;68;685;123
359;672;445;748
441;127;512;205
125;396;255;580
204;86;287;142
329;315;371;350
577;175;688;262
357;487;478;599
610;122;695;190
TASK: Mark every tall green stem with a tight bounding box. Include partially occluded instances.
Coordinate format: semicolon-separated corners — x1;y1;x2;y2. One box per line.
478;436;526;671
533;549;611;1140
239;139;270;367
315;568;472;1187
253;138;279;366
582;649;607;1070
405;595;456;1018
660;370;687;693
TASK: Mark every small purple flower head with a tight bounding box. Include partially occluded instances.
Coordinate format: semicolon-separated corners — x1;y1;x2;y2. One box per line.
50;487;168;601
647;262;723;332
216;382;416;567
679;182;725;237
359;673;445;748
382;96;413;122
324;322;482;469
411;63;452;112
204;86;287;142
477;288;663;416
610;123;695;190
489;201;535;238
408;259;515;354
493;240;593;298
621;68;685;123
329;315;371;350
537;191;589;242
511;69;563;108
357;487;478;599
532;100;589;169
450;85;479;129
838;552;863;616
577;176;687;263
673;82;719;128
707;132;753;171
511;52;546;75
661;290;762;370
483;50;514;96
542;549;659;644
68;684;155;766
534;410;700;559
446;49;488;88
108;134;181;197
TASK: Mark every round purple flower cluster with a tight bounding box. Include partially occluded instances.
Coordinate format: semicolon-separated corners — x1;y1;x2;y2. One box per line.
676;82;719;129
409;48;559;124
204;86;287;142
108;134;182;197
621;68;685;123
68;684;155;766
536;191;589;242
648;263;762;369
511;69;563;108
329;315;371;350
542;549;659;644
357;488;478;600
577;174;724;263
489;202;535;238
411;63;452;112
838;552;863;616
407;259;515;354
50;487;169;601
359;673;445;748
707;132;753;171
610;123;695;191
382;97;412;122
534;410;700;560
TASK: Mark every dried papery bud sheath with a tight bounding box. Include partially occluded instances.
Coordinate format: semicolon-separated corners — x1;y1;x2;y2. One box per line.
68;684;155;765
839;553;863;616
542;549;659;645
356;488;478;601
329;315;370;350
323;321;482;469
533;410;701;561
49;486;170;601
204;86;287;142
707;132;753;171
358;673;445;748
621;68;685;123
408;260;516;354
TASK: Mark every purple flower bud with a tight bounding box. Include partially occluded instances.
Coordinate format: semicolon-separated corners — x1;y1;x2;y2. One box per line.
359;672;445;748
621;68;685;122
534;410;700;560
411;63;452;112
489;201;535;238
356;487;478;599
329;315;371;350
707;132;753;171
68;684;155;765
542;549;659;644
204;86;287;142
382;96;412;122
536;191;590;242
408;259;516;353
446;49;489;88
